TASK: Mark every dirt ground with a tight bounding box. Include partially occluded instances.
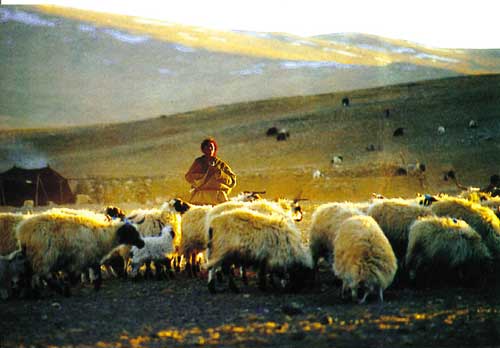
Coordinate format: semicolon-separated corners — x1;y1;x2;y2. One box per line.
1;267;499;348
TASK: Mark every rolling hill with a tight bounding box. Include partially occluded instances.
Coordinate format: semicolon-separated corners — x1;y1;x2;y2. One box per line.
1;5;500;128
1;75;499;202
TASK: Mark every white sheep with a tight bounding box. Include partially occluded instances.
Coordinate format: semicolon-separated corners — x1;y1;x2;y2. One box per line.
308;202;364;273
333;215;397;303
130;225;176;279
0;213;28;255
16;210;145;296
405;216;492;288
430;197;500;265
0;248;27;300
105;203;182;277
437;126;446;135
205;207;313;294
367;198;433;263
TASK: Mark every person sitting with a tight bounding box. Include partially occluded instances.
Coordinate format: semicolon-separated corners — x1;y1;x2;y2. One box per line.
185;137;236;205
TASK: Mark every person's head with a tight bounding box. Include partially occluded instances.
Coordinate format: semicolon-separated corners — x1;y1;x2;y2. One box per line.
201;137;217;157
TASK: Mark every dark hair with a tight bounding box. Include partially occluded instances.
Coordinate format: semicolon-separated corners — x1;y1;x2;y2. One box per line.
200;137;218;155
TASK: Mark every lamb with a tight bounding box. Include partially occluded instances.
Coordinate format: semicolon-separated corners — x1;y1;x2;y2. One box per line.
333;215;397;303
0;213;28;255
367;198;433;266
405;216;492;288
16;210;145;296
430;197;500;266
205;207;313;294
129;225;176;279
0;248;27;300
308;202;364;274
104;204;182;277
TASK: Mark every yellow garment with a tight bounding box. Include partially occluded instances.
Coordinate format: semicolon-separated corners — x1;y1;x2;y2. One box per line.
185;155;236;205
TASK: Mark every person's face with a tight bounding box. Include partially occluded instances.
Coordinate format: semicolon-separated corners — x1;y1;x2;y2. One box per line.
202;142;216;157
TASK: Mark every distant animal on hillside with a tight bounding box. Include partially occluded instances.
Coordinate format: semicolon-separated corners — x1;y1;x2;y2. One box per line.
469;120;478;128
331;155;343;165
437;126;445;135
384;109;390;117
342;97;350;107
276;129;290;141
393;127;404;136
266;126;278;136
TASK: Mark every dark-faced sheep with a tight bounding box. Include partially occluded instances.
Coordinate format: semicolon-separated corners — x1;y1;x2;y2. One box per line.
0;248;28;300
393;127;404;137
16;211;144;296
406;216;492;289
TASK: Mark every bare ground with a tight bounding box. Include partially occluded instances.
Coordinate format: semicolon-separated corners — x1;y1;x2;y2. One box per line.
1;268;499;348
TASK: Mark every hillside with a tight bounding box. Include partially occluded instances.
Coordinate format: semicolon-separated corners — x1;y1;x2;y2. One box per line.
1;75;499;203
1;6;500;128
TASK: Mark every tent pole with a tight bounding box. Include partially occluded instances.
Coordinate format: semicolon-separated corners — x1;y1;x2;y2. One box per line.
0;180;5;205
35;174;40;207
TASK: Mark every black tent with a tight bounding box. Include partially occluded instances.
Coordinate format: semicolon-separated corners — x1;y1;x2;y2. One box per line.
0;165;75;206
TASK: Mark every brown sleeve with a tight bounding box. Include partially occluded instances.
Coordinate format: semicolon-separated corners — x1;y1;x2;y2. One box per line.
185;158;207;186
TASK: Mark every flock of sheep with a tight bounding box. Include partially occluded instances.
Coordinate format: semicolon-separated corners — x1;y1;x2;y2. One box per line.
1;189;500;303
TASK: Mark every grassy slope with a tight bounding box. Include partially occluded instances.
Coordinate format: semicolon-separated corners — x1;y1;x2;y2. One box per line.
1;75;499;202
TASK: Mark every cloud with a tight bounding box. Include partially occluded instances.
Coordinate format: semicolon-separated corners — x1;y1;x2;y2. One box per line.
0;8;55;27
173;44;196;52
102;28;150;44
280;61;357;70
415;53;459;63
231;63;266;76
158;68;176;75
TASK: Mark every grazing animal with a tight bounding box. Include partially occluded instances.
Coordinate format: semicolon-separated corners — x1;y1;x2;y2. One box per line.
393;127;404;136
309;202;364;273
16;211;145;295
406;216;493;288
276;129;290;141
206;208;313;293
331;155;343;165
367;198;433;284
0;213;27;255
342;97;350;107
266;126;278;136
437;126;445;135
469;120;478;128
0;248;27;300
333;215;397;303
430;197;500;266
130;225;176;279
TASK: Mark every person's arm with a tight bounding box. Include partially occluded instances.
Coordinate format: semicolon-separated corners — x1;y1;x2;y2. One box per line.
185;159;208;188
213;160;236;189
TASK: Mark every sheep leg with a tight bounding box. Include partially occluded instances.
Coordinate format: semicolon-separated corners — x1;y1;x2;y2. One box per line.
359;289;370;304
378;287;384;303
175;255;181;273
224;264;239;293
351;287;358;302
45;274;68;296
154;261;164;280
145;261;154;279
207;268;216;294
257;261;267;292
240;266;248;286
92;265;102;291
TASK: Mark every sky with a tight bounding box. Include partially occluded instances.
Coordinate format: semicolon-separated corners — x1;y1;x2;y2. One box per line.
2;0;500;49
